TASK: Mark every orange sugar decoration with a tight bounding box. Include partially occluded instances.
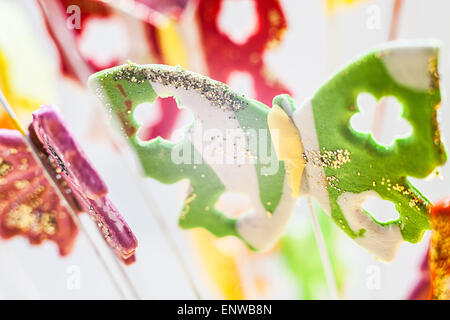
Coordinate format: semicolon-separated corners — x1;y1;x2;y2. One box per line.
429;197;450;300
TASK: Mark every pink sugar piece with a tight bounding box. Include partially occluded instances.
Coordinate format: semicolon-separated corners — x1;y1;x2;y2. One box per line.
0;129;78;256
90;197;137;265
30;105;108;199
29;105;137;264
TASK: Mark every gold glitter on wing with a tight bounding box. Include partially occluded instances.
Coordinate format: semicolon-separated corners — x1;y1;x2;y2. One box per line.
100;64;250;112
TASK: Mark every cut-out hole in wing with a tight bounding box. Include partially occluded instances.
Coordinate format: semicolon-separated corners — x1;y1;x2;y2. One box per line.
134;97;194;143
217;0;258;44
361;196;400;223
350;93;412;146
134;101;162;140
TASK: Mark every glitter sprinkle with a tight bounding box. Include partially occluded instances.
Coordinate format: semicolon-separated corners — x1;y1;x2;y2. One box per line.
428;56;440;91
7;204;34;231
181;192;197;219
303;149;351;169
390;182;427;210
46;141;69;176
13;180;30;190
326;176;341;192
0;159;12;177
106;64;249;112
40;213;57;235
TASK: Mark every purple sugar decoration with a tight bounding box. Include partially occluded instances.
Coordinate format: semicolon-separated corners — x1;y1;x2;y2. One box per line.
29;105;137;264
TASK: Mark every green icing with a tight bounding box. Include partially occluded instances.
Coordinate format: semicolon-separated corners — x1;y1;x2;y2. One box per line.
311;48;446;243
88;44;447;255
88;63;286;245
234;100;285;213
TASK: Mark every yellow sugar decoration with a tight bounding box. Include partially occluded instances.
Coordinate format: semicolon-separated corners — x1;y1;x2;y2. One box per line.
268;105;305;197
156;19;189;68
0;2;58;129
191;229;244;299
0;51;41;132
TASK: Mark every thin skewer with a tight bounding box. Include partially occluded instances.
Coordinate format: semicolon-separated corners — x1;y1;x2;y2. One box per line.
0;90;137;299
111;243;142;299
311;0;405;300
372;0;403;139
121;157;202;299
310;5;342;298
306;198;339;300
387;0;404;41
37;0;202;298
98;116;202;299
0;92;26;135
87;93;202;299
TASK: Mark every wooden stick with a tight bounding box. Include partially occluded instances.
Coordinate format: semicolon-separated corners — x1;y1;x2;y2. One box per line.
306;198;339;299
36;0;201;298
0;90;138;299
111;135;202;299
372;0;404;138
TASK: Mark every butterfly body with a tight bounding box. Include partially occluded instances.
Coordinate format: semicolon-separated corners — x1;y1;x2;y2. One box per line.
90;41;446;260
90;64;295;250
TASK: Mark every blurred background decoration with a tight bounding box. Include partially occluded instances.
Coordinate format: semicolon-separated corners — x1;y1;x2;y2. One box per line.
0;1;58;129
0;0;449;300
